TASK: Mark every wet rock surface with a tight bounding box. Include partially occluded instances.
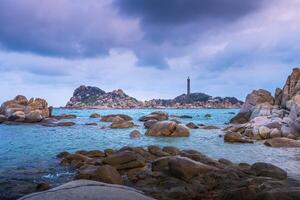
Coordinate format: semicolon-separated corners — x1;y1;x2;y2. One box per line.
52;145;300;200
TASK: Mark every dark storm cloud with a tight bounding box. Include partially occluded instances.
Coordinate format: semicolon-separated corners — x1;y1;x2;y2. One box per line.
0;0;265;65
115;0;265;25
0;0;141;58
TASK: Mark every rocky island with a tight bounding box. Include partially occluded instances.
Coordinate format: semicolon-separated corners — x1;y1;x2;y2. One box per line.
66;79;243;109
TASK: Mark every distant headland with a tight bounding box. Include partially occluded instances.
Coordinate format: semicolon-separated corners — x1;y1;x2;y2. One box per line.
66;77;243;109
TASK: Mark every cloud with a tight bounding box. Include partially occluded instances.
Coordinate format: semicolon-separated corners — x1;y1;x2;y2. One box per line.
0;0;300;106
0;0;142;58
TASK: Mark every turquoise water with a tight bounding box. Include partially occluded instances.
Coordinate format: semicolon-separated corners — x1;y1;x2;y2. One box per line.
0;108;300;181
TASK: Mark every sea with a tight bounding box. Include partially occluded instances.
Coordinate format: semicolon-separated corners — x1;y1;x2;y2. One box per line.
0;108;300;193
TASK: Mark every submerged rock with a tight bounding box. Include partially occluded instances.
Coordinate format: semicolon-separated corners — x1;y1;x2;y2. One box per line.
130;130;141;138
89;113;101;118
186;122;199;129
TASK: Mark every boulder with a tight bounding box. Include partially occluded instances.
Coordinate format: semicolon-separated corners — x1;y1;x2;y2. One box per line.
240;89;274;113
143;120;157;129
103;151;146;170
264;138;300;148
258;126;271;139
162;146;180;156
270;128;282;138
289;95;300;120
145;121;190;137
109;121;134;129
148;145;169;157
89;113;101;118
224;132;253;143
25;110;43;123
168;156;218;181
250;103;273;119
9;111;25;122
151;156;172;172
101;114;133;122
53;114;77;120
186;122;199;129
251;162;287;180
60;153;90;168
0;114;7;123
76;165;123;184
280;68;300;108
229;112;251;124
130;130;141;138
19;180;154;200
139;111;168;121
14;95;28;105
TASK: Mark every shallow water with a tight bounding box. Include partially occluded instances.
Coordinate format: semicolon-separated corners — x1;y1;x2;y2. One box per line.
0;108;300;182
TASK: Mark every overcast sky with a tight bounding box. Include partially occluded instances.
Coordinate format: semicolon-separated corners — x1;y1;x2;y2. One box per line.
0;0;299;106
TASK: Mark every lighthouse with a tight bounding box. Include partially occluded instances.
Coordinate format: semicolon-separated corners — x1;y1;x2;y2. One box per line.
187;76;190;96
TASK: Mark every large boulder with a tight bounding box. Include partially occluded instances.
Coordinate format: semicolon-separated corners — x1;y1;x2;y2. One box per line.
145;121;190;137
240;89;274;113
289;94;300;121
139;111;168;121
264;138;300;148
101;114;132;122
25;110;43;123
76;165;123;185
19;180;154;200
0;114;7;123
102;151;146;170
229;112;251;124
0;95;50;123
280;68;300;108
224;132;253;143
251;162;287;180
109;121;135;129
168;156;218;181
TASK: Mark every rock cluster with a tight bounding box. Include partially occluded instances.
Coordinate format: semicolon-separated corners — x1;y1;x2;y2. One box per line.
101;114;136;129
228;68;300;146
66;85;242;109
0;95;50;123
66;85;143;109
56;145;299;200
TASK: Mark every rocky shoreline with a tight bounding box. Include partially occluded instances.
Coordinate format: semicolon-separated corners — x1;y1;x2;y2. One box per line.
18;145;300;200
224;68;300;147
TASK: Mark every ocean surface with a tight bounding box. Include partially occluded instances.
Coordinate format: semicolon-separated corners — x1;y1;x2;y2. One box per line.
0;108;300;186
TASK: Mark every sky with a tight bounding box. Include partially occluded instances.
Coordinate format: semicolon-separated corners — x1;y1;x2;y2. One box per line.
0;0;299;106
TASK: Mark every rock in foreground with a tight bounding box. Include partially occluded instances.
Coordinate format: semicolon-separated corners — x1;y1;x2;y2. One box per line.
19;180;154;200
54;146;299;200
